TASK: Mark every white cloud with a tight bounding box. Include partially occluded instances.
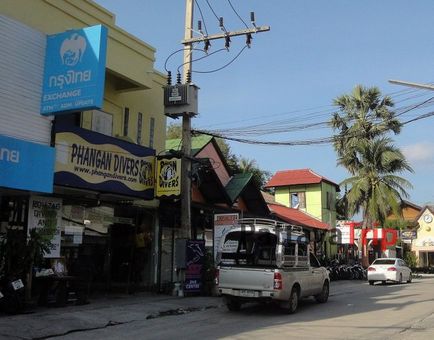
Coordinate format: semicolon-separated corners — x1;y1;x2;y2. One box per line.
402;142;434;164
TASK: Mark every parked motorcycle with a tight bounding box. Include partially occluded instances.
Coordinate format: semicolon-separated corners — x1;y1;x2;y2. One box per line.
0;277;25;314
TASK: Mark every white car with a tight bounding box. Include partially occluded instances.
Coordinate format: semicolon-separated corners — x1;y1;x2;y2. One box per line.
367;258;412;285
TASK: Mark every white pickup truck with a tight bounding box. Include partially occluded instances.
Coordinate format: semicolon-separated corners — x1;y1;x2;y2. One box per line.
216;219;329;313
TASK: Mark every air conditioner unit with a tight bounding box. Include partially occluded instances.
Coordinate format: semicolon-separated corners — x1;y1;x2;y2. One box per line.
164;83;199;117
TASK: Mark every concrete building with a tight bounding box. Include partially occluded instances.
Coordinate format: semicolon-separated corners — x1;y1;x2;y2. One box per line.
0;0;166;294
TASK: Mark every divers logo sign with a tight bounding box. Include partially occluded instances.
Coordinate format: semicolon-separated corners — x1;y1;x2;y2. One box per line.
156;157;181;198
41;25;107;115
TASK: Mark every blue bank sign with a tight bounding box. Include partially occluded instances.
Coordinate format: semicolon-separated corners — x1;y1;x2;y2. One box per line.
0;135;55;193
40;25;108;115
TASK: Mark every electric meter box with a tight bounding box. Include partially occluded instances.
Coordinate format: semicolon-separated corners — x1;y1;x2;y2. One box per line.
164;83;199;117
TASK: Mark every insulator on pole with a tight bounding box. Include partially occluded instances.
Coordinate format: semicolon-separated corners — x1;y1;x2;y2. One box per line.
177;71;181;84
186;70;191;83
167;71;172;85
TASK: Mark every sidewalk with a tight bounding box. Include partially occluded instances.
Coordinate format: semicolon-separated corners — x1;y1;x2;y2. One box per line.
0;293;223;339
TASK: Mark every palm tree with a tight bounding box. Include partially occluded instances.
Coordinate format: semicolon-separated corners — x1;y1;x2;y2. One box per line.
340;137;413;266
330;85;412;267
341;137;413;224
331;85;402;175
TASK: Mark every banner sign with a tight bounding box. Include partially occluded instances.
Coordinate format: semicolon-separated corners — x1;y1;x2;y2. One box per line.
54;125;155;199
401;230;417;241
28;196;62;258
184;240;205;293
155;156;181;198
41;25;107;115
214;213;239;261
0;134;55;193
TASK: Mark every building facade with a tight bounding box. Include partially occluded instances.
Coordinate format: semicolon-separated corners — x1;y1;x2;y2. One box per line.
0;0;166;294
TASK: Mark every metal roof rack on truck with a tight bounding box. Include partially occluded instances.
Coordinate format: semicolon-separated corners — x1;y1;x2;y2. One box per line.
235;219;305;234
235;218;288;227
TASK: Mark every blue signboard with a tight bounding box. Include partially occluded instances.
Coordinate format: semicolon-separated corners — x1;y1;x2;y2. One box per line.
40;25;108;115
0;135;55;193
54;125;156;199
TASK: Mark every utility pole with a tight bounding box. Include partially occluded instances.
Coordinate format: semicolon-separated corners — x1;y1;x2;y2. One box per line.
180;0;194;239
179;0;270;240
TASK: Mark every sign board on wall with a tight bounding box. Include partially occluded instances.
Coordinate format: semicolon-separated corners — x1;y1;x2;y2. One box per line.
184;240;205;293
28;196;62;258
155;156;181;198
54;125;155;199
41;25;107;115
213;213;239;261
0;134;55;193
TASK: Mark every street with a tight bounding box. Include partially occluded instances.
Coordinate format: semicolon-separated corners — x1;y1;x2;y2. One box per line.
48;277;434;340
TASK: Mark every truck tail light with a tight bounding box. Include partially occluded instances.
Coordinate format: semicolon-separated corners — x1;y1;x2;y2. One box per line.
215;268;220;285
387;267;397;271
368;267;376;271
274;272;283;290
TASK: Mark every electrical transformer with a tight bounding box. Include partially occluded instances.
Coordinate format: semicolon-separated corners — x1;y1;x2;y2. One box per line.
164;83;199;117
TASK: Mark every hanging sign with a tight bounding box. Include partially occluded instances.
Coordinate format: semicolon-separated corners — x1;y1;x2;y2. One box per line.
155;156;181;198
40;25;107;115
54;125;155;199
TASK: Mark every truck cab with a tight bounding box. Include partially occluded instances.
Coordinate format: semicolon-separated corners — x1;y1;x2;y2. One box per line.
216;218;329;313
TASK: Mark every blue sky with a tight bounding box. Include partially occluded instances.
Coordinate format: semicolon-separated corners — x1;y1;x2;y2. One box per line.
95;0;434;207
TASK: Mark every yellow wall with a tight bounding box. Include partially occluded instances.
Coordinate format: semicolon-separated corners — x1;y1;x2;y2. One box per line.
275;187;290;207
412;208;434;266
0;0;167;154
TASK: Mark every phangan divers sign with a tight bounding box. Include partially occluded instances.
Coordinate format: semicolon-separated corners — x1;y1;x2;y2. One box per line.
41;25;107;115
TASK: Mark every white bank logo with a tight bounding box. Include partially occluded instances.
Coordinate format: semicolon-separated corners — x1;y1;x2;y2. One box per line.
60;33;87;67
48;32;92;90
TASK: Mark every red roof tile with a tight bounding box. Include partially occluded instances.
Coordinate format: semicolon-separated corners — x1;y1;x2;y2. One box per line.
264;168;339;189
268;203;330;230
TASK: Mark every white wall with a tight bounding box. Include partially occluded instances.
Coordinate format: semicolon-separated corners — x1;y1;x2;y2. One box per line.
0;15;51;145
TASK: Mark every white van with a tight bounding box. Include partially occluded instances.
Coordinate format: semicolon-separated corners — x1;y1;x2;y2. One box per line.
216;218;329;313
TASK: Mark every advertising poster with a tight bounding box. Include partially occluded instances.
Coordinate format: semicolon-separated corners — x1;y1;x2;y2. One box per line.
41;25;107;115
213;213;239;261
155;156;181;198
54;124;155;199
28;196;63;258
184;240;205;293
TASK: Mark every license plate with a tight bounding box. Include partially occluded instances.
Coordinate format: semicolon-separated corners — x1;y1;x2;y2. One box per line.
11;279;24;291
239;289;257;297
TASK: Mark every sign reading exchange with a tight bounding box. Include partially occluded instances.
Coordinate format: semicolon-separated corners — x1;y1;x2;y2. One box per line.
41;25;107;115
54;125;155;199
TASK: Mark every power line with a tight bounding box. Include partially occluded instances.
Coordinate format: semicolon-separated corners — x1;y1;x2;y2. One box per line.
227;0;249;29
193;45;248;74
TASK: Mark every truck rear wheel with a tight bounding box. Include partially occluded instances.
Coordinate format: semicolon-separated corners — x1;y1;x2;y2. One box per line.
226;298;241;311
314;281;329;303
286;287;299;314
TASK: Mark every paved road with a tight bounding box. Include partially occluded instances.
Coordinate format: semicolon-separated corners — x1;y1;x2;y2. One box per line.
55;278;434;340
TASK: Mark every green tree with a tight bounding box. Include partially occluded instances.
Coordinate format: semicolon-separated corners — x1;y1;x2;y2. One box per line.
331;85;402;175
236;157;271;189
340;137;413;225
330;85;412;266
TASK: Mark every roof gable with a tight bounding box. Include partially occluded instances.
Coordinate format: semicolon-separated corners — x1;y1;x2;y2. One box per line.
265;168;339;189
166;135;213;156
